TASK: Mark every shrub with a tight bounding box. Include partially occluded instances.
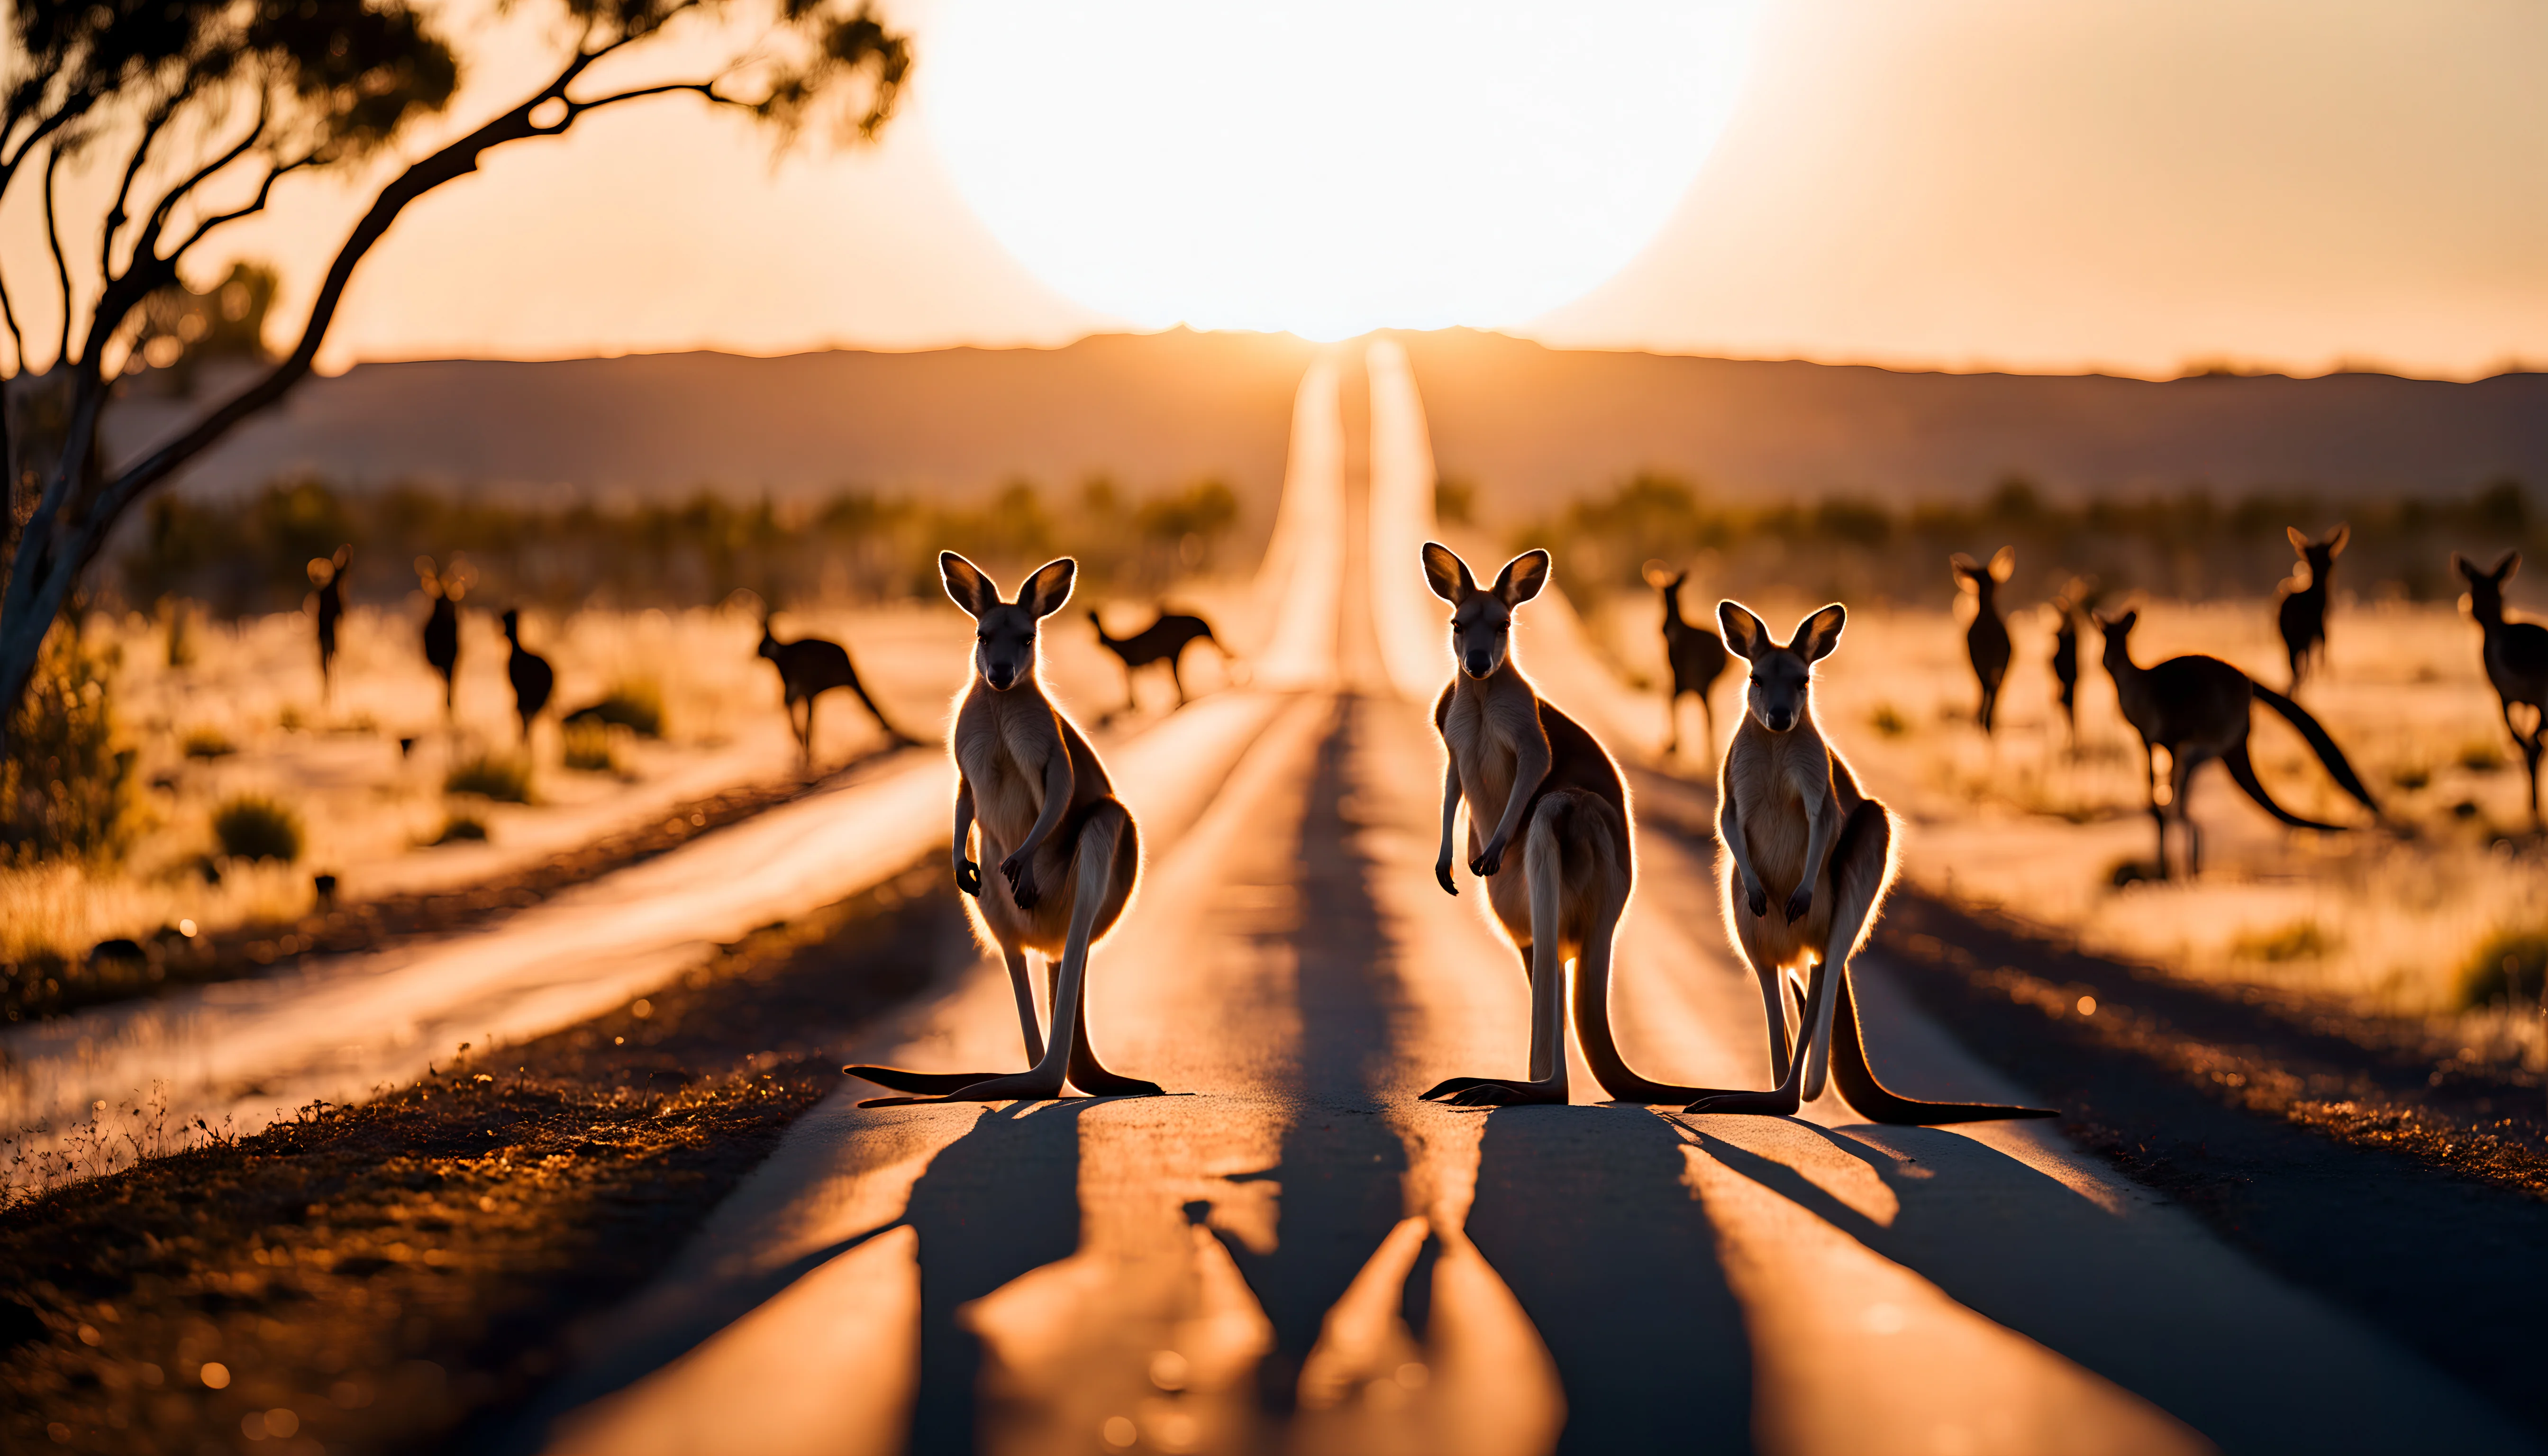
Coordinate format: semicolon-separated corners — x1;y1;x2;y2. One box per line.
2;626;134;864
446;753;533;803
2231;919;2337;963
430;813;489;846
564;680;664;739
2456;929;2548;1009
562;721;620;774
2458;739;2505;774
182;727;237;759
211;795;302;863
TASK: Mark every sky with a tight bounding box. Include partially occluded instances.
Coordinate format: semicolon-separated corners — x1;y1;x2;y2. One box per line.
6;0;2545;380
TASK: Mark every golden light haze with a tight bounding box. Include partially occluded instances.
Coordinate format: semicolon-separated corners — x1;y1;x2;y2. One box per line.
6;0;2543;378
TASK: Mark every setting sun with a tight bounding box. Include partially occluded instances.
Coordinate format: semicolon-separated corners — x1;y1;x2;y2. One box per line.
922;0;1763;338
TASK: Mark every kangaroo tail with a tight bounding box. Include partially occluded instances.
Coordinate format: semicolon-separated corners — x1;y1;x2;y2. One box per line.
2250;684;2380;814
2220;742;2348;832
1829;963;2058;1124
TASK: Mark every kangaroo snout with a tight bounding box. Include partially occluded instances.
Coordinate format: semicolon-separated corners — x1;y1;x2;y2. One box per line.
1765;708;1795;732
1464;650;1493;678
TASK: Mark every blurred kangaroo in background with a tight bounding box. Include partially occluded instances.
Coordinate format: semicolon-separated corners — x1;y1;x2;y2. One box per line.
1644;560;1731;759
1952;547;2016;733
500;609;554;745
415;556;467;716
307;546;348;701
1684;600;2052;1124
1087;607;1223;711
2098;609;2380;878
846;553;1163;1103
755;609;913;765
2276;525;2348;691
1418;543;1711;1107
2456;552;2548;828
2048;575;2099;749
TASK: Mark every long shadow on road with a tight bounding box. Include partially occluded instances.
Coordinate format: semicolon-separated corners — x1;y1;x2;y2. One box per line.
1468;1104;1756;1455
901;1098;1094;1454
1228;697;1419;1405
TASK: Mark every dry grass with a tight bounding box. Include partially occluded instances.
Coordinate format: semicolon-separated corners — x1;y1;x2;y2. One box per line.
1584;592;2548;1070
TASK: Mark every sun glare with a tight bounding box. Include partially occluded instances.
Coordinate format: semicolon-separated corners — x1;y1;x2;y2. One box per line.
922;0;1763;339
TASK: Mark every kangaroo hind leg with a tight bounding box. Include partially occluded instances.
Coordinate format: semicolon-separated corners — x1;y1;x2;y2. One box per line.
1433;801;1573;1107
844;941;1046;1096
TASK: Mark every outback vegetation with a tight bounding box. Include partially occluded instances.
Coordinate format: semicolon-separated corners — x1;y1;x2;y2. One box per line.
1523;473;2539;606
118;475;1247;616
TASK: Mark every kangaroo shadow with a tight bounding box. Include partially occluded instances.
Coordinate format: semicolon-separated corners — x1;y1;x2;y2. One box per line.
1683;1119;2523;1455
1226;696;1430;1403
899;1097;1096;1454
1467;1104;1753;1455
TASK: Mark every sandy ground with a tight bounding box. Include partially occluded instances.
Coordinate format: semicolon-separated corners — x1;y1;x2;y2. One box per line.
489;346;2533;1456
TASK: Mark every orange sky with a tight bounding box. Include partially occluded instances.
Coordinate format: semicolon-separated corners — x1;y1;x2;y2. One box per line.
6;0;2544;379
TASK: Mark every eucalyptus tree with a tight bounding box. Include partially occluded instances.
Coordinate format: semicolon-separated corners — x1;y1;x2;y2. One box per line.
0;0;910;750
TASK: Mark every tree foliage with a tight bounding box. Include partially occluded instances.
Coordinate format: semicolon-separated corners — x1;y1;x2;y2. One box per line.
0;0;912;752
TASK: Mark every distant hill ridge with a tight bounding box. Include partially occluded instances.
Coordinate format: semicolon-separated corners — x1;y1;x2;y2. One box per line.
118;328;2546;511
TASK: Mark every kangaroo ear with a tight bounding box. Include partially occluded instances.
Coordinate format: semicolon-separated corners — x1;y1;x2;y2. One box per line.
1494;550;1551;606
2453;553;2479;583
333;545;350;571
1792;604;1847;663
1641;559;1674;590
940;551;996;618
2114;608;2139;633
2326;524;2349;555
1023;557;1078;618
1949;553;1978;586
1989;546;2015;582
2498;551;2522;583
1718;601;1768;660
2286;526;2309;553
1421;542;1474;604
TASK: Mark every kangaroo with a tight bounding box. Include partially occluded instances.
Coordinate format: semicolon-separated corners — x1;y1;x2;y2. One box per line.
500;609;554;744
756;611;913;765
1682;601;2053;1123
2455;552;2548;828
307;546;349;700
2098;609;2379;878
1644;561;1731;758
2277;525;2348;691
845;554;1164;1103
1414;544;1718;1108
1087;608;1223;711
1952;547;2016;733
416;555;466;715
2048;575;2099;749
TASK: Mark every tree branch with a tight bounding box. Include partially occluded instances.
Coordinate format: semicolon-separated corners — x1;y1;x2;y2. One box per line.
0;260;26;374
163;154;318;265
129;98;269;269
43;142;72;369
101;79;200;280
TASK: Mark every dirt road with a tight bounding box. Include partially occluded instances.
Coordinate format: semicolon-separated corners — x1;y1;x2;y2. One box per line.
497;346;2532;1456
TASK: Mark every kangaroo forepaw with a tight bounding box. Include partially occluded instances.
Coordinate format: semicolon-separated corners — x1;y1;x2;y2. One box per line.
1000;857;1039;908
1683;1088;1802;1117
1435;861;1459;896
1783;886;1813;923
1745;882;1769;918
954;860;982;896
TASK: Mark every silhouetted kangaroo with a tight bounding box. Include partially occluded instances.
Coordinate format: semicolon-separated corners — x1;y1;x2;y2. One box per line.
308;545;348;700
501;609;554;744
2456;551;2548;828
416;556;465;716
2276;524;2348;691
846;553;1162;1103
1679;600;2050;1123
1644;561;1731;757
2098;609;2379;877
1087;608;1222;711
2048;575;2099;748
1951;547;2015;733
756;611;912;765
